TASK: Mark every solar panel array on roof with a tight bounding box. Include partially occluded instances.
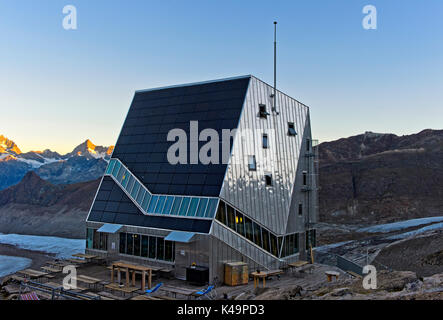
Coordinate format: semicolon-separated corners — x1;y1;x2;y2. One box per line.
111;76;250;197
88;177;212;233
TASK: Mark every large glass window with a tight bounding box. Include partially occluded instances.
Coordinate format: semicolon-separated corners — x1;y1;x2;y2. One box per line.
170;197;183;215
164;241;174;262
270;234;278;257
86;228;93;249
162;196;174;215
106;159;116;175
216;202;226;225
196;198;208;217
119;232;126;254
148;236;156;259
93;229;100;249
126;233;134;255
121;170;130;188
136;189;146;205
141;235;149;257
141;192;151;211
130;181;141;199
133;234;141;256
263;134;269;149
187;198;200;216
262;229;270;252
248;155;257;171
111;161;121;177
154;196;166;214
125;175;135;193
147;195;159;213
205;199;218;218
253;223;262;247
235;212;245;237
156;238;165;261
116;166;125;182
244;217;254;242
178;197;191;216
227;205;236;230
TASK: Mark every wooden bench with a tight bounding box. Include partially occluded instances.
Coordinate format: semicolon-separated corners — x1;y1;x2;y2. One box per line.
105;283;139;297
347;271;362;279
41;266;62;273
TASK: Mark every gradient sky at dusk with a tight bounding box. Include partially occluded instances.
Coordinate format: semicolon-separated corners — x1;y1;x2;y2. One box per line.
1;0;442;153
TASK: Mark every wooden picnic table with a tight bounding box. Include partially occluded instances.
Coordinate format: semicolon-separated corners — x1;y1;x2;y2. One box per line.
72;253;97;261
160;285;196;299
18;269;49;280
325;270;340;282
251;269;283;288
76;275;103;290
110;261;153;291
41;266;61;273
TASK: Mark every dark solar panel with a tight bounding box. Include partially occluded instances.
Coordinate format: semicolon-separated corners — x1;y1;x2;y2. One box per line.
112;76;250;197
87;177;212;233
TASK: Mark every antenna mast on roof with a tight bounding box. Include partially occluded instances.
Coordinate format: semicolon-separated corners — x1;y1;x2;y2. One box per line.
272;21;278;113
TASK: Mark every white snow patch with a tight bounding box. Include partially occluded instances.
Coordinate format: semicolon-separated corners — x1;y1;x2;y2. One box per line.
0;255;32;277
0;233;85;259
387;222;443;240
357;216;443;233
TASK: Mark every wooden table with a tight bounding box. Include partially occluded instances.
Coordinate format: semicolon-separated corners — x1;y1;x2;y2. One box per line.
77;275;103;290
251;269;283;288
18;269;49;281
72;253;97;261
160;285;196;299
110;262;153;291
325;271;340;282
288;260;308;269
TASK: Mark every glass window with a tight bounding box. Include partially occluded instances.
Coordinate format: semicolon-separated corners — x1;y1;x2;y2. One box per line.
141;235;149;257
295;234;299;253
259;103;268;118
148;236;156;259
262;229;270;252
270;234;278;257
244;217;254;242
253;223;262;247
164;241;174;262
278;236;283;257
126;233;134;255
303;172;307;186
205;199;218;218
298;203;303;216
141;192;151;212
119;232;126;254
111;161;121;177
216;201;227;225
136;189;146;205
106;159;116;175
154;196;166;214
93;230;100;249
263;134;269;149
99;233;108;251
235;212;245;237
306;138;310;151
288;122;297;136
178;197;191;216
121;169;130;188
187;198;200;216
227;205;236;230
196;198;208;217
156;237;165;261
133;234;141;256
86;228;93;249
265;174;273;186
130;181;141;199
116;167;125;182
125;175;135;193
248;155;256;171
162;196;174;215
170;197;183;215
147;195;159;213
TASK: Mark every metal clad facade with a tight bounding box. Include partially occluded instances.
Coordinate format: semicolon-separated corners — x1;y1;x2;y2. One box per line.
219;76;309;235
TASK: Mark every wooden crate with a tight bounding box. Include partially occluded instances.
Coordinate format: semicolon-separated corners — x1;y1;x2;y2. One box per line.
224;262;248;286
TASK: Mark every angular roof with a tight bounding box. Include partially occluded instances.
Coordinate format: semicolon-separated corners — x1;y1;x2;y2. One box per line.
112;75;251;197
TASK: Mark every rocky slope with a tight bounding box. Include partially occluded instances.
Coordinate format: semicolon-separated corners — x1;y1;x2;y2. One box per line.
0;171;100;238
318;129;443;226
0;136;113;190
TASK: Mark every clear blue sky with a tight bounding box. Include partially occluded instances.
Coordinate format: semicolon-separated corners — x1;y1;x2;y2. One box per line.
1;0;442;153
